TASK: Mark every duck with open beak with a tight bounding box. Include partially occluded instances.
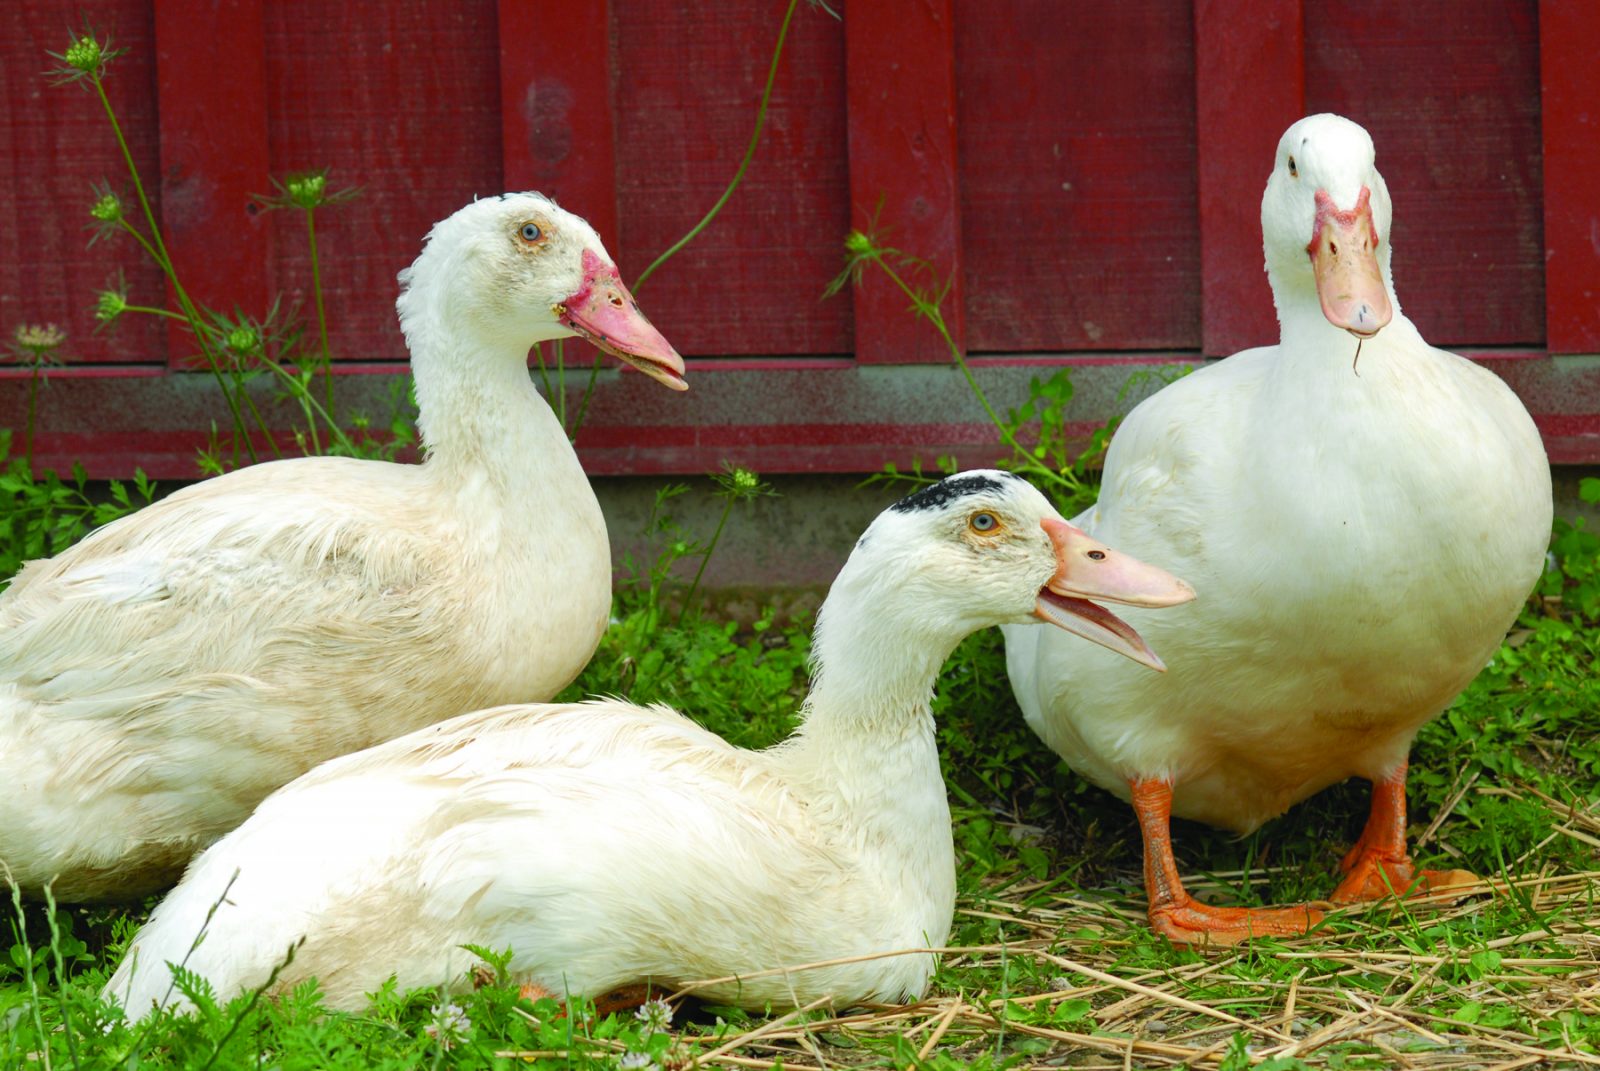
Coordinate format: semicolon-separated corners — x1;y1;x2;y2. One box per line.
558;249;688;391
1033;517;1196;672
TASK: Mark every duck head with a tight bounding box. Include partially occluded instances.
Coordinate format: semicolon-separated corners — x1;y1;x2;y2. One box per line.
1261;114;1395;339
848;471;1194;671
398;192;686;390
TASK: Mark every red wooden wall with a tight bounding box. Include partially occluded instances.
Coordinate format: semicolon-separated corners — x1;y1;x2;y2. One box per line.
2;0;1599;478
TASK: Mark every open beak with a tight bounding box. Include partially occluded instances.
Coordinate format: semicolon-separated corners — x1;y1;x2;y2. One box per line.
1307;187;1392;338
557;249;688;391
1033;518;1195;672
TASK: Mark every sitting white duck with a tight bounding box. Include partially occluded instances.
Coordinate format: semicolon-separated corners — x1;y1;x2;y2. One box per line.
1004;114;1552;944
0;193;686;901
104;471;1192;1018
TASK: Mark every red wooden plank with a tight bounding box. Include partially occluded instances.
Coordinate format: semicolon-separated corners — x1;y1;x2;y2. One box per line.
0;1;166;364
498;0;617;373
498;0;617;242
958;0;1199;353
1305;2;1542;347
263;2;503;363
846;0;963;363
1539;0;1600;354
154;0;271;367
1194;0;1304;357
612;0;850;357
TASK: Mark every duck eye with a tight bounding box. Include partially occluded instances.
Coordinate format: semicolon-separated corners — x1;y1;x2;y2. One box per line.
1088;550;1106;561
1287;156;1298;178
969;512;998;533
519;222;543;242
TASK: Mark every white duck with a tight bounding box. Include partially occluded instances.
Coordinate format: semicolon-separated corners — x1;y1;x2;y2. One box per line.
0;193;687;902
104;471;1193;1019
1004;114;1552;944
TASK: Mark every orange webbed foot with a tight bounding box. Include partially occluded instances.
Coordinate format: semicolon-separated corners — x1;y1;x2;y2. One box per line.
1151;896;1324;947
1331;851;1482;904
514;982;664;1022
591;984;660;1019
517;981;557;1003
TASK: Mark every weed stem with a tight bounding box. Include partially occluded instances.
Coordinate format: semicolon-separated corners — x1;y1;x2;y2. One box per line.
631;0;802;292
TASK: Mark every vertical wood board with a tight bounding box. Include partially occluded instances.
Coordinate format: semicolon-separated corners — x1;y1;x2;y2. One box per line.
154;0;272;367
845;0;964;364
263;1;504;363
1194;0;1304;357
1540;0;1600;354
1305;1;1543;346
0;1;166;364
498;0;618;244
612;0;852;356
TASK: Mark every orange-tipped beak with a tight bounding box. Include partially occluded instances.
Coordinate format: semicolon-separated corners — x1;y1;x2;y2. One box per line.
1033;517;1195;672
1307;187;1392;338
558;249;687;391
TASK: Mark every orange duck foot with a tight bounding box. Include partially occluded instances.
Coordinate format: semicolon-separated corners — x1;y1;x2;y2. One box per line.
517;981;557;1003
591;984;659;1018
1150;896;1324;947
1330;851;1482;904
516;981;660;1020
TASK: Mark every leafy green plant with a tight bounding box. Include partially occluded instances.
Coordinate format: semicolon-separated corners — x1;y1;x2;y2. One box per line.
51;25;390;472
3;324;69;470
0;431;154;584
828;228;1104;517
563;470;805;751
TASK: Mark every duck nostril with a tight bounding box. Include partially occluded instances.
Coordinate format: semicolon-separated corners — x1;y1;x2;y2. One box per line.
608;292;624;308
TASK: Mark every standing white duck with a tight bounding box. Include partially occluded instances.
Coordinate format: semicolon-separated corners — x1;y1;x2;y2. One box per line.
0;192;687;902
104;471;1193;1019
1003;114;1552;944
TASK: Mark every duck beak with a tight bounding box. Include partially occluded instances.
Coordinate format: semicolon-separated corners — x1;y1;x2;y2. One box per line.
1307;187;1392;339
557;249;688;391
1033;518;1195;672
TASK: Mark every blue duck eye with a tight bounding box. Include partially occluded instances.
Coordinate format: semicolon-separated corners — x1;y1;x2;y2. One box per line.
520;222;542;242
970;512;998;533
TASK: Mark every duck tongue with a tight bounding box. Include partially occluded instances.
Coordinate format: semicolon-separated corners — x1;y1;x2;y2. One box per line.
1034;518;1194;672
559;249;687;391
1307;187;1392;338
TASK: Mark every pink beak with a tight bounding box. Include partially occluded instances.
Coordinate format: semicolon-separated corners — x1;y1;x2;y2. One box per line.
557;249;687;391
1307;187;1393;339
1033;518;1195;672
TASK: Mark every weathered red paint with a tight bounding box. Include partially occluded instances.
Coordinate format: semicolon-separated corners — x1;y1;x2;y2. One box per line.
1539;0;1600;354
260;3;503;362
1304;2;1543;347
6;353;1600;481
845;0;963;363
497;0;618;244
153;0;272;367
958;2;1201;353
0;1;167;364
1195;0;1305;357
609;1;852;356
0;0;1595;480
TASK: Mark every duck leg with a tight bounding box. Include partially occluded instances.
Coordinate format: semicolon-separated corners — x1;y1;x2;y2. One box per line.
1131;778;1323;945
1329;763;1477;903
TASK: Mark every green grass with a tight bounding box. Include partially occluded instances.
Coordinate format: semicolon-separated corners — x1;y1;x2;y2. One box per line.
3;500;1597;1070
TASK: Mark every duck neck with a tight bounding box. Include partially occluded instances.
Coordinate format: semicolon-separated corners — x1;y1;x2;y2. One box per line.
403;295;584;500
776;566;961;911
1266;243;1413;380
